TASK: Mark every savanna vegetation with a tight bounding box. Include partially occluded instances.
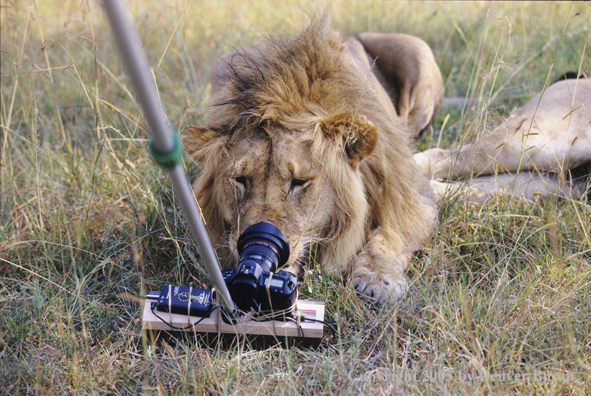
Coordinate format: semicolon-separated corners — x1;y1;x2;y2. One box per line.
1;1;590;394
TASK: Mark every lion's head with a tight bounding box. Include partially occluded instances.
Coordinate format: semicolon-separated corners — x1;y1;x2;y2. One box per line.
183;18;436;292
184;111;378;270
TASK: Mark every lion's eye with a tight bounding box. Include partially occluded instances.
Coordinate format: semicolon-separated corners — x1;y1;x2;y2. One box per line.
289;178;310;194
232;176;247;194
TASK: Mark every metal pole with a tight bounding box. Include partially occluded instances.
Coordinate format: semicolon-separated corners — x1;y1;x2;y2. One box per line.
102;0;235;314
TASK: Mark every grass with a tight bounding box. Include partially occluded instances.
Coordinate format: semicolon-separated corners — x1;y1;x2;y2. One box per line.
1;0;590;394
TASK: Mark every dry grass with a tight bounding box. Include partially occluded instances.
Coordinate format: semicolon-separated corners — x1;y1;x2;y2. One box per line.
1;0;590;394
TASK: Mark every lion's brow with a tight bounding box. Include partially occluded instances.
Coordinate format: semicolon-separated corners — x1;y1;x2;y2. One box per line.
263;140;274;189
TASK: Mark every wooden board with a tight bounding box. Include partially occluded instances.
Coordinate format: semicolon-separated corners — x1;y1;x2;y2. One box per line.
142;291;325;338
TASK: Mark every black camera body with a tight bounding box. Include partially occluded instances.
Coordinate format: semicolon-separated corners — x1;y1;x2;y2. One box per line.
221;267;297;313
222;222;298;314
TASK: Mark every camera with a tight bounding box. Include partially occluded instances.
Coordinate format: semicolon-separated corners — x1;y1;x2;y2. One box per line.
221;222;298;314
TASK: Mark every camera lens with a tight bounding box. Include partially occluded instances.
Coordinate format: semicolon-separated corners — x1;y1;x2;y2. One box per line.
229;222;290;304
236;222;290;273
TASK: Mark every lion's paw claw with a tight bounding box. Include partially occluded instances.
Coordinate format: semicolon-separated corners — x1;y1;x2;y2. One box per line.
352;273;407;304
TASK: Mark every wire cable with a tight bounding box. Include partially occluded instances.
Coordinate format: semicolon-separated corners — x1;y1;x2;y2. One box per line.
285;316;305;338
151;305;219;331
300;317;337;338
139;294;159;300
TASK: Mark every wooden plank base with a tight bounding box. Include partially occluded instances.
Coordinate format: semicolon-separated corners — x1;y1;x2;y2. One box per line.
142;291;325;338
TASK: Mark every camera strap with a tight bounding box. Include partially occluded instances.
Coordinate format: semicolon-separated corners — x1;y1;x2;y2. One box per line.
187;285;192;326
168;285;173;325
213;288;222;333
265;272;277;335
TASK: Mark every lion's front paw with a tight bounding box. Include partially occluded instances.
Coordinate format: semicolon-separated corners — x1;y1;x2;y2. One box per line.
352;269;408;304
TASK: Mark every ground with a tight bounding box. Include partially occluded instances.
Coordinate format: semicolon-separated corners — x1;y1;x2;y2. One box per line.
1;1;590;394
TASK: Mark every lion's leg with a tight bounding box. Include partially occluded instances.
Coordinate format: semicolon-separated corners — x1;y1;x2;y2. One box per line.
356;32;444;135
430;171;587;203
416;79;591;180
413;141;527;180
349;229;410;303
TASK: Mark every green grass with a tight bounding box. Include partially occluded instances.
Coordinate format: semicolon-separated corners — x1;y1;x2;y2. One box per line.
1;0;590;394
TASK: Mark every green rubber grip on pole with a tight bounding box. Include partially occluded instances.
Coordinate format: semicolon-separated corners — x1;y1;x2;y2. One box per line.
148;133;183;170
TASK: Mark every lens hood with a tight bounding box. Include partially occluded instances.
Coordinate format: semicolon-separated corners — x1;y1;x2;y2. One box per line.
237;222;290;267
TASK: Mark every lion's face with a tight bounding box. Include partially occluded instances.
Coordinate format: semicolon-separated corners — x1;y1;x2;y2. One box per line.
183;113;379;272
218;129;331;269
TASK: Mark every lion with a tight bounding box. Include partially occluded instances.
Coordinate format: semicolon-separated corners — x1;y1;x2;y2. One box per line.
182;18;444;303
414;76;591;203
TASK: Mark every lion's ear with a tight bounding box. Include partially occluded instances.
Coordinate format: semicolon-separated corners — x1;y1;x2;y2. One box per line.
320;113;378;169
182;125;221;162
